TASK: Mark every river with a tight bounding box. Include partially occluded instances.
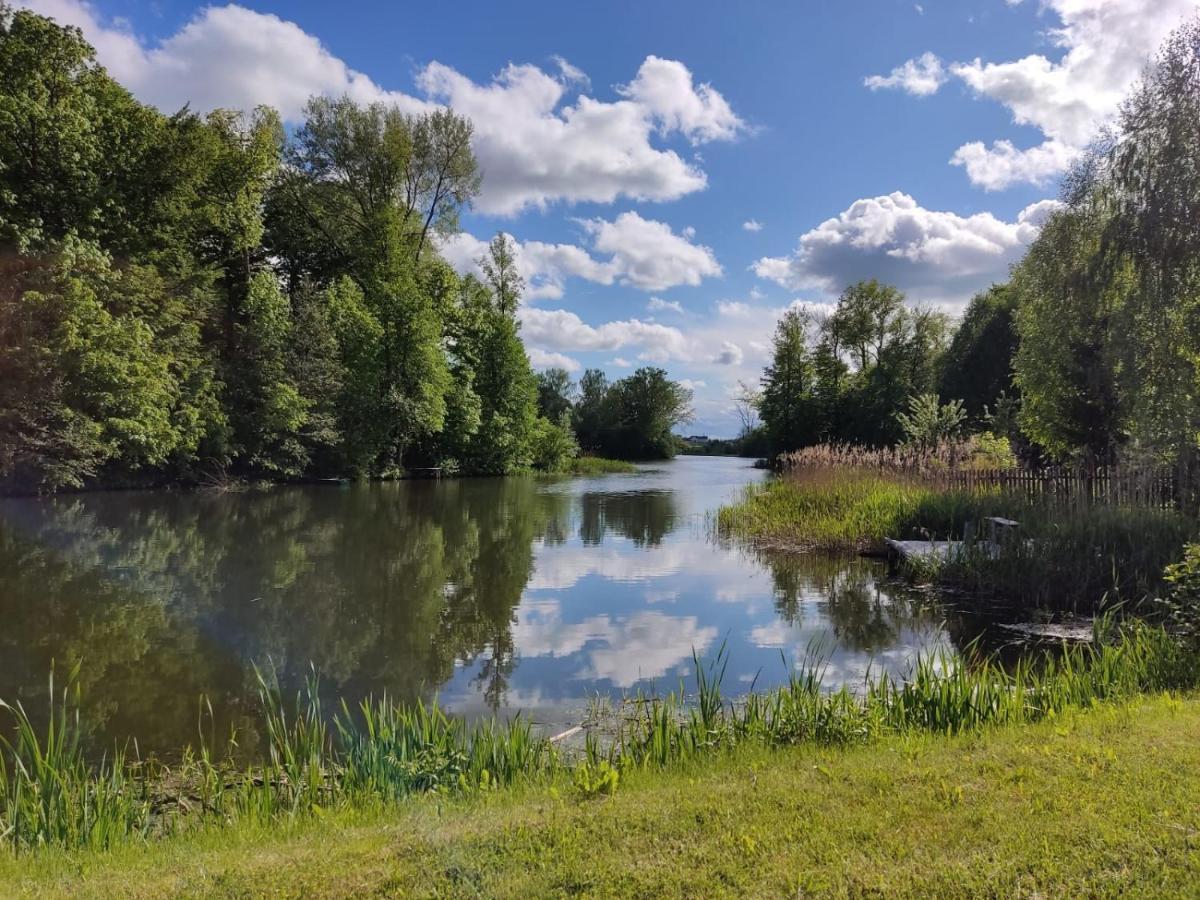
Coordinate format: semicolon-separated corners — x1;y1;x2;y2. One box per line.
0;456;976;756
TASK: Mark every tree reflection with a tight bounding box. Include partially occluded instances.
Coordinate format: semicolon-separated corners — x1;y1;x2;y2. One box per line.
577;490;677;547
755;549;945;654
0;478;572;754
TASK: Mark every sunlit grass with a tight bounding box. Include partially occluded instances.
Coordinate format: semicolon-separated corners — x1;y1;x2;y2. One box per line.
565;456;638;476
718;466;1196;609
2;623;1197;856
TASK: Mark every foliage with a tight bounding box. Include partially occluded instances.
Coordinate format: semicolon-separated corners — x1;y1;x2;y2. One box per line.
565;456;638;475
571;367;693;460
937;284;1018;422
529;414;579;473
0;7;619;489
535;368;576;422
756;281;950;455
895;393;967;449
720;463;1195;610
1159;543;1200;643
1013;16;1200;465
758;308;816;455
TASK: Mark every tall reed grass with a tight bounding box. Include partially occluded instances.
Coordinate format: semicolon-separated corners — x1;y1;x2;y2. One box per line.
719;460;1197;610
3;624;1198;855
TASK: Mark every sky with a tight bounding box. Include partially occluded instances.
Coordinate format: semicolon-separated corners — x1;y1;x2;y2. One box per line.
19;0;1199;435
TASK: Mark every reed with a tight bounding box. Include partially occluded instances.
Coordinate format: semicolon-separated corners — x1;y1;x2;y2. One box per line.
566;456;638;476
2;623;1197;855
720;461;1196;609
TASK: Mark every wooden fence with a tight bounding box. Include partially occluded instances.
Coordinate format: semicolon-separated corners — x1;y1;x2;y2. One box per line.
932;466;1188;511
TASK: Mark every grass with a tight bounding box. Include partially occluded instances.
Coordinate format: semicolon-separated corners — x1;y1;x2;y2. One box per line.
2;623;1198;860
718;467;1197;610
4;693;1200;897
564;456;638;475
716;468;1015;553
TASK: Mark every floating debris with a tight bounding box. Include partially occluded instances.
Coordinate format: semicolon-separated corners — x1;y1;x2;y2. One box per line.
997;619;1094;642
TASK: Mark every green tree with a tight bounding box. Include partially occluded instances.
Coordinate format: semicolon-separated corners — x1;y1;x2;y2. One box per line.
0;240;221;489
1012;201;1130;462
529;413;579;472
459;238;538;473
759;308;817;455
604;368;694;459
573;369;611;453
938;285;1018;422
226;271;307;476
895;394;968;449
536;368;577;421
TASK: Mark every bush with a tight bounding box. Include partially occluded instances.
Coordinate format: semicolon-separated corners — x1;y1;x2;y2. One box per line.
529;414;578;473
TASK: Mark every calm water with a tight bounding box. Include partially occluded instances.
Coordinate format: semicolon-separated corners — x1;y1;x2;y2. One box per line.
0;457;980;755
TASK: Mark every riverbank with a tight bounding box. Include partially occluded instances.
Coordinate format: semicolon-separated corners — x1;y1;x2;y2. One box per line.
563;456;639;475
718;470;1197;611
5;693;1198;897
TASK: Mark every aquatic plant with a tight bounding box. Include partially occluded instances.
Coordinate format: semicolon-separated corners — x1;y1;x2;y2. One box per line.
2;623;1197;854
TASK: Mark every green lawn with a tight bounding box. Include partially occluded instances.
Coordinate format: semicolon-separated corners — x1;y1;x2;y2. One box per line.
5;694;1199;898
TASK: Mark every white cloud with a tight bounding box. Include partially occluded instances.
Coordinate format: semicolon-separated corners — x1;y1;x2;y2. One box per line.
864;52;947;96
440;213;720;299
438;231;615;301
950;138;1078;191
551;55;589;89
647;297;684;314
527;348;582;372
618;55;747;143
518;308;690;363
716;300;751;318
20;1;424;119
752;191;1060;303
678;379;707;391
943;0;1195;188
713;342;745;366
579;212;722;292
20;1;744;215
742;219;764;232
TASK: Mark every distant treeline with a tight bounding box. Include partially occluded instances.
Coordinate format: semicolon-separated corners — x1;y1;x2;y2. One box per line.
753;16;1200;470
0;7;691;493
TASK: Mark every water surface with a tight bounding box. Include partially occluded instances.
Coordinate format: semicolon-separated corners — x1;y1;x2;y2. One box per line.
0;457;969;755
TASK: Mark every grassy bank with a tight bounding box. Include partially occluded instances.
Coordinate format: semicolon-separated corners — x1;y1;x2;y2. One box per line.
718;469;1196;610
4;693;1199;897
565;456;638;475
2;627;1197;859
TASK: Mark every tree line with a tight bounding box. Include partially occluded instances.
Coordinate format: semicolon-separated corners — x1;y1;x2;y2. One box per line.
756;16;1200;470
0;6;692;493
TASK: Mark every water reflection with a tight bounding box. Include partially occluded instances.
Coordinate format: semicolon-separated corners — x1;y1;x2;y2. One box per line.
0;458;977;756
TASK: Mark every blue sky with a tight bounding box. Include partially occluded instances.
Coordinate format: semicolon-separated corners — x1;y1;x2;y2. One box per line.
21;0;1197;434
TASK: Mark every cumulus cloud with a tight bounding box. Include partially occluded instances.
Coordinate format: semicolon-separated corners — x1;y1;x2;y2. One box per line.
752;191;1060;303
950;138;1078;191
20;1;422;118
618;56;747;143
20;1;745;215
716;300;751;318
518;308;690;363
938;0;1194;188
712;342;745;366
440;213;720;299
438;231;615;301
742;219;763;232
579;212;722;292
527;348;582;372
864;52;947;96
647;297;684;314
